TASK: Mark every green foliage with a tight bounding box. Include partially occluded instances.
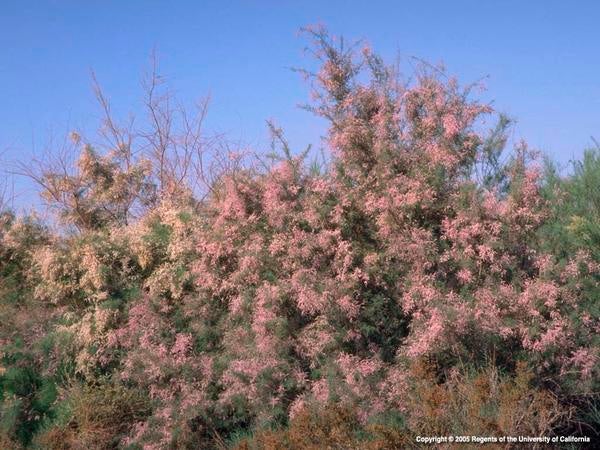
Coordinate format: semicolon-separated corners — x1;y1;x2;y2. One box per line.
0;361;58;446
540;147;600;261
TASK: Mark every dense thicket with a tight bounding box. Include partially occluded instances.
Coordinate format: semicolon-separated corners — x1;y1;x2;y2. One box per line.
0;29;598;449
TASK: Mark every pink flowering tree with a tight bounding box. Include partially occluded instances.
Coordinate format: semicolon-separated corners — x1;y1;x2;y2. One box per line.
0;27;598;448
105;27;596;445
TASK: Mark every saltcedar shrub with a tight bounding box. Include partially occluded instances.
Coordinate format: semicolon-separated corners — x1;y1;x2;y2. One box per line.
0;27;597;447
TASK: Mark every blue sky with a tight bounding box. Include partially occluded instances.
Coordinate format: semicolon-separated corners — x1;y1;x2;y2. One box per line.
2;1;600;207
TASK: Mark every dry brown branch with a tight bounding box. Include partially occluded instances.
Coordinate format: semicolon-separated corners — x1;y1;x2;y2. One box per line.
14;52;239;230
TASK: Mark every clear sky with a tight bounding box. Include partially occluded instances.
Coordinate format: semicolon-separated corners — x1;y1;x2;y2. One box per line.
2;1;599;208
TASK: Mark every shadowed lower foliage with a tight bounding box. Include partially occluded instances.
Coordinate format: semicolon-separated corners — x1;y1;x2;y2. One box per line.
235;360;567;450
